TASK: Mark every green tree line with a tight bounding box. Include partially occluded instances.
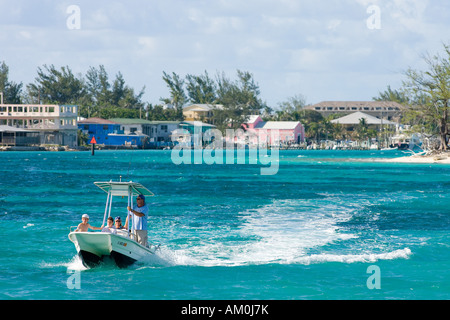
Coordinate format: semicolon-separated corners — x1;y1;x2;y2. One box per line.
0;63;266;129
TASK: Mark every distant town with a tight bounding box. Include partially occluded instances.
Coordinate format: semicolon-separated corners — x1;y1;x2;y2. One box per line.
0;100;413;151
2;42;450;152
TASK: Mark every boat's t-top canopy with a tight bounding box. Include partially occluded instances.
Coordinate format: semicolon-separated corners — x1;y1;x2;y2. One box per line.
94;181;154;197
94;180;154;229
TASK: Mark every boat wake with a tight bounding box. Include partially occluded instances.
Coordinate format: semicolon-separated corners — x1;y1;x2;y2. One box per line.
60;196;414;270
151;198;413;267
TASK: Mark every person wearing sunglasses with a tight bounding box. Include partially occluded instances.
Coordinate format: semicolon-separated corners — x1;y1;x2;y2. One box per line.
126;194;149;247
114;216;125;230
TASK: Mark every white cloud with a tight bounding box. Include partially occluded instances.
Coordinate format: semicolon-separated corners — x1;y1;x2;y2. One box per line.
327;19;342;30
0;0;449;106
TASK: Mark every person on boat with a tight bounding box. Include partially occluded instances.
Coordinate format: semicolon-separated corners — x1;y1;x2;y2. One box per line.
114;216;125;230
101;217;117;234
126;194;149;247
75;214;103;232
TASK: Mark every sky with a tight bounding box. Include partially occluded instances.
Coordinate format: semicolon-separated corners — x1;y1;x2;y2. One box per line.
1;0;449;109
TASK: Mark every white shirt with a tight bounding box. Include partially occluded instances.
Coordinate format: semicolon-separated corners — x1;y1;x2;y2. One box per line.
102;226;117;234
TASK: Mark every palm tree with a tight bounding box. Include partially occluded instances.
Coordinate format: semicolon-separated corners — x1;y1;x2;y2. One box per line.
332;123;346;141
356;118;369;147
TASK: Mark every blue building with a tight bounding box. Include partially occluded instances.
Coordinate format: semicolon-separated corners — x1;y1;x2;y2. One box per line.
78;117;148;148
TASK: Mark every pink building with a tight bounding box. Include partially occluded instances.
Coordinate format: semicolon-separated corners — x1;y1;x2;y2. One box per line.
242;115;305;145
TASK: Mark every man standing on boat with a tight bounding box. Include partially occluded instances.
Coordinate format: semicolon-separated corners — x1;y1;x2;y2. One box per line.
127;194;149;247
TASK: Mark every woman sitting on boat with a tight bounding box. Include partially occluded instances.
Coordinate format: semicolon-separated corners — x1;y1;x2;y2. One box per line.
114;216;126;230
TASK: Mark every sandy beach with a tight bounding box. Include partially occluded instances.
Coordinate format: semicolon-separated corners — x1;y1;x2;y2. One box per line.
384;152;450;164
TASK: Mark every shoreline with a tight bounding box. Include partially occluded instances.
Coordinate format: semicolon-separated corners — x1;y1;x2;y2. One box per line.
381;152;450;164
2;145;450;165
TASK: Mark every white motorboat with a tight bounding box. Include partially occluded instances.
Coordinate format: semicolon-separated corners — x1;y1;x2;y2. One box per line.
68;179;159;268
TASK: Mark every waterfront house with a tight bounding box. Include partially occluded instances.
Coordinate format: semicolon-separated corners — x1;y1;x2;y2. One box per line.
109;118;180;148
171;121;217;147
146;121;181;146
242;116;305;146
0;103;78;147
0;125;40;146
78;117;148;148
78;118;121;145
109;118;153;136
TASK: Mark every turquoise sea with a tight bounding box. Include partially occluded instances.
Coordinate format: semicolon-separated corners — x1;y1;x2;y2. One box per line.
0;149;449;301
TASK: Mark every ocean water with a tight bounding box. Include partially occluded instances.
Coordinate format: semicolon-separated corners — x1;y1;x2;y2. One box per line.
0;149;449;300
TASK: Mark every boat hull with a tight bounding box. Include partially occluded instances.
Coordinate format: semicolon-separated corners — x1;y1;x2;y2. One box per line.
68;231;156;268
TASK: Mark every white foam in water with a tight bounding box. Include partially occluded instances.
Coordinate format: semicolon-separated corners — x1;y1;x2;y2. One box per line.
166;198;412;267
295;248;412;265
65;255;88;271
39;255;88;271
138;247;188;267
229;199;358;266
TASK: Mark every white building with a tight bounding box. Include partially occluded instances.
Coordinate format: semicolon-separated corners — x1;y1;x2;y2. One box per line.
0;104;78;147
330;111;397;130
307;101;405;121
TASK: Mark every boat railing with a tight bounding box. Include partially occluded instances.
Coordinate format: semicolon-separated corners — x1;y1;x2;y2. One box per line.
116;229;133;239
69;226;135;239
68;224;145;247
